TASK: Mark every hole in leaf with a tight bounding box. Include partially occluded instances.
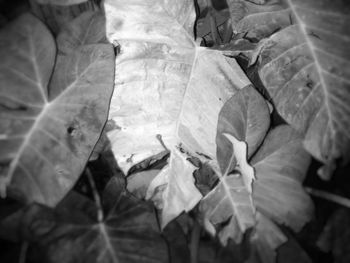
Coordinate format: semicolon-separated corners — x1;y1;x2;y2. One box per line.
67;126;75;135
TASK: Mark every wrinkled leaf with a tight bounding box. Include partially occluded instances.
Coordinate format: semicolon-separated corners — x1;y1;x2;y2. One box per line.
146;147;201;228
104;0;251;226
227;0;350;179
251;125;313;231
200;133;255;245
20;192;168;263
0;13;114;206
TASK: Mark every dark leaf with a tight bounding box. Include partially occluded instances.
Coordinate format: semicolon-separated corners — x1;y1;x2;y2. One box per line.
21;192;168;263
317;208;350;263
0;13;114;206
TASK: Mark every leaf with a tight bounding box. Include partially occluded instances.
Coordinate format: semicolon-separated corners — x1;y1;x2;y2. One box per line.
251;125;313;231
227;0;350;179
199;84;269;245
0;13;114;206
35;0;89;5
127;169;160;199
30;0;99;35
317;208;350;263
200;133;255;245
247;212;287;263
56;11;108;55
20;192;168;263
146;147;201;228
104;0;252;226
216;85;270;174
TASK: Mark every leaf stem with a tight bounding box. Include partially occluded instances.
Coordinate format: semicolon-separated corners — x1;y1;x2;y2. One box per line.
206;0;221;45
305;187;350;209
190;219;201;263
86;167;104;222
19;241;28;263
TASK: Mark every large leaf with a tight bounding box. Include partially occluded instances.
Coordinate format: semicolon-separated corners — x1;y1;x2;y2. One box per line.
0;13;114;206
251;125;314;231
227;0;350;179
20;192;168;263
199;85;269;245
104;0;252;225
200;134;256;245
56;11;108;55
246;125;313;262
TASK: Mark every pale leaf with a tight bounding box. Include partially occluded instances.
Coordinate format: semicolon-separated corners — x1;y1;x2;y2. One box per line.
104;0;251;226
146;147;202;228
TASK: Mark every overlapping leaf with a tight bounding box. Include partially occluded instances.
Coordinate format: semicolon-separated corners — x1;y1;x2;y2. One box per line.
200;86;270;245
247;212;287;263
104;0;252;226
19;192;168;263
0;13;114;206
216;84;270;173
227;0;350;179
251;125;314;231
244;125;313;262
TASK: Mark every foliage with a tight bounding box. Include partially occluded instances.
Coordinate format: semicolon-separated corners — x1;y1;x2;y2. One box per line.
0;0;349;263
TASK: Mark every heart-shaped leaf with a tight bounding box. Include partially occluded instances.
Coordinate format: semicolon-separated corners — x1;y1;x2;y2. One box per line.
251;125;314;231
104;0;252;226
20;192;168;263
227;0;350;179
216;84;270;174
0;13;114;206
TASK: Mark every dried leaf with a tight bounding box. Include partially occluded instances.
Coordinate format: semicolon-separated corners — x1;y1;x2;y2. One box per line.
146;148;201;228
105;0;251;226
227;0;350;179
251;125;314;231
0;13;114;206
